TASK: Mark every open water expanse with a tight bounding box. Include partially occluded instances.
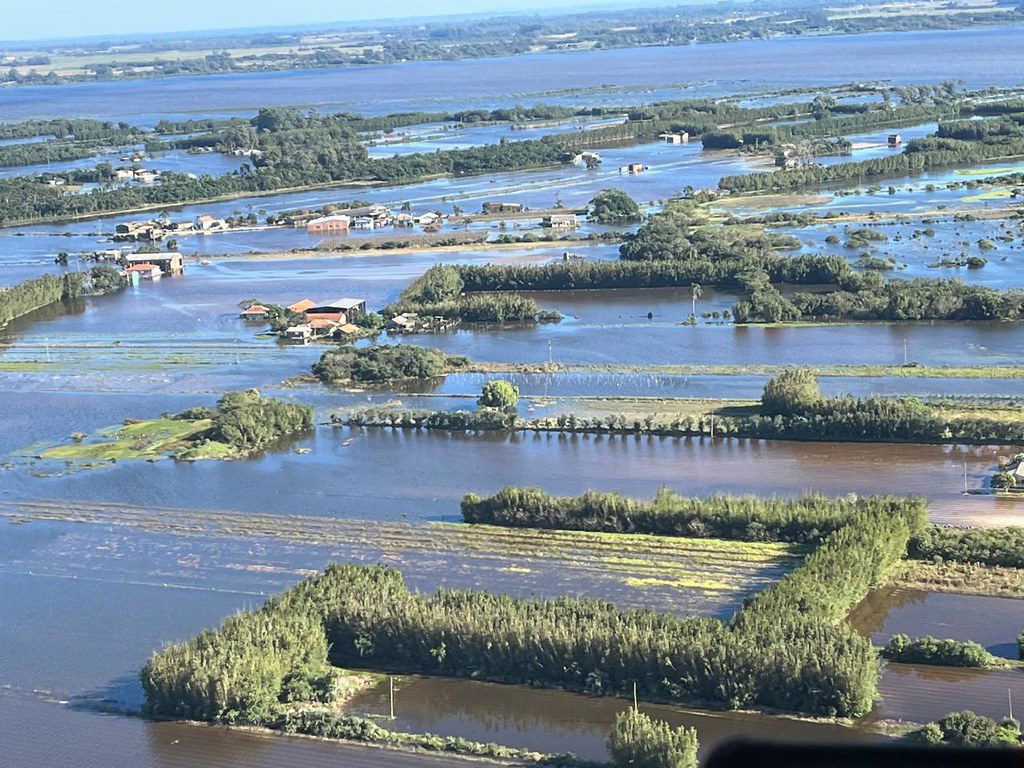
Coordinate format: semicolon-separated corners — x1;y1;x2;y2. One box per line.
1;27;1022;124
2;23;1024;768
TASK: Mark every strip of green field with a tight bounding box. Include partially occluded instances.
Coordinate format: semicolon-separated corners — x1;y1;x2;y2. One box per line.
29;417;233;462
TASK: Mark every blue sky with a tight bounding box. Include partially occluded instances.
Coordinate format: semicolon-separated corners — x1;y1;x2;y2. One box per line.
2;0;670;43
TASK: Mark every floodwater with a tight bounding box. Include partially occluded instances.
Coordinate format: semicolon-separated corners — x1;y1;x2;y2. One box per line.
873;663;1024;725
1;26;1022;124
0;517;848;767
781;214;1024;290
347;676;882;762
1;695;474;768
851;588;1024;659
3;414;1020;527
2;25;1024;767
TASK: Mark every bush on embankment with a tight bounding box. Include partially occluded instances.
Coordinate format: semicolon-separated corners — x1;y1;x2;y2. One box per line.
882;635;998;668
607;709;697;768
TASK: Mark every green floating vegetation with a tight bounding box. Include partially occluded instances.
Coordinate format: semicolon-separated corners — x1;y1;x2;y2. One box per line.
31;389;313;466
40;417;214;462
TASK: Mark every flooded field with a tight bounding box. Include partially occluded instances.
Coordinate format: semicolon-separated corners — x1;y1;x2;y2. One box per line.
347;676;882;762
2;412;1019;527
873;663;1024;725
2;20;1024;767
851;588;1024;659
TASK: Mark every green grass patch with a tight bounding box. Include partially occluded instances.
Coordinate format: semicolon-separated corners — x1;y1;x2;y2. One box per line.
40;418;214;461
962;188;1014;202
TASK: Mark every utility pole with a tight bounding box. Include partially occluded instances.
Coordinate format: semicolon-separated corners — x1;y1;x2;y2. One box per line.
963;461;968;493
903;338;908;366
632;681;638;711
1009;688;1014;721
389;676;395;720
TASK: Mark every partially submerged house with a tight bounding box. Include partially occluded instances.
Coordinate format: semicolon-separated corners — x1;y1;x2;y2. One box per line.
284;324;312;341
240;303;270;320
306;214;351;234
196;215;228;232
123;252;184;275
305;298;367;324
888;134;903;147
124;263;162;280
619;163;645;174
661;132;689;144
545;213;578;229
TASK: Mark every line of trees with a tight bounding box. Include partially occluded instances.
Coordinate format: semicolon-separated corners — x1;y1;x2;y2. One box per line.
0;274;77;326
0;267;125;327
461;486;921;545
719;134;1024;193
346;366;1024;446
446;254;853;294
907;526;1024;569
283;708;586;765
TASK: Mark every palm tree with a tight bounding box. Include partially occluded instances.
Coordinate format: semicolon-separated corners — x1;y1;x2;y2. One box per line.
690;283;703;317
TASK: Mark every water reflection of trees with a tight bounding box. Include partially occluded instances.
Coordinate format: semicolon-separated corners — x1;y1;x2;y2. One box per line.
848;586;927;638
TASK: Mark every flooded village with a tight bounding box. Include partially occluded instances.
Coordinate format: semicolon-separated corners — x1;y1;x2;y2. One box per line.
2;8;1024;768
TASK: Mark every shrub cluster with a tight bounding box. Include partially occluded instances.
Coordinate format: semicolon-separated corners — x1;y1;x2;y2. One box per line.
387;265;560;324
208;389;314;452
607;709;697;768
882;635;996;668
908;526;1024;569
312;344;468;384
913;711;1023;748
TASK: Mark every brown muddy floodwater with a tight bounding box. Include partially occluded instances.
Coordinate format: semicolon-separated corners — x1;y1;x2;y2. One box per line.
874;664;1024;726
345;676;883;762
851;587;1024;659
849;587;1024;726
1;696;472;768
11;429;1024;528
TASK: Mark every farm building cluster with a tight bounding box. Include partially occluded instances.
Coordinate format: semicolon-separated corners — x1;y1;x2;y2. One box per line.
241;298;368;341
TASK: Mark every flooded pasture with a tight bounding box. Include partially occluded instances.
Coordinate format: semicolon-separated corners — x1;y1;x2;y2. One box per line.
850;588;1024;659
